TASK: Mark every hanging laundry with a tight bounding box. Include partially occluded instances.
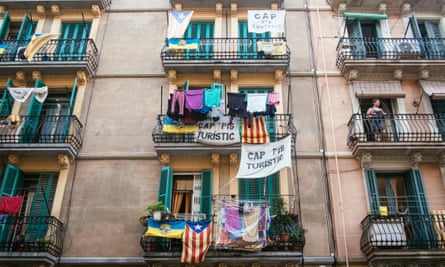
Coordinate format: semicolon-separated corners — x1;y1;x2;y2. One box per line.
0;196;24;214
242;206;260;242
204;87;221;108
247;93;267;113
268;92;280;105
227;93;247;122
185;89;204;110
224;205;242;240
171;90;185;116
241;117;270;144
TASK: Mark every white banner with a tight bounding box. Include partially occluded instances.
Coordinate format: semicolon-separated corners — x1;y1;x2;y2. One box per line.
7;86;48;103
248;10;285;33
195;116;240;145
237;135;292;178
168;10;194;38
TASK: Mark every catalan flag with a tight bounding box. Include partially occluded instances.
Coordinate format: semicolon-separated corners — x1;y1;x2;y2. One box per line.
241;117;270;144
181;220;212;264
24;33;59;61
144;218;185;239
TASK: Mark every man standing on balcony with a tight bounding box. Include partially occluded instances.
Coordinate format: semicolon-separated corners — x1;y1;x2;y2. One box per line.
366;98;387;142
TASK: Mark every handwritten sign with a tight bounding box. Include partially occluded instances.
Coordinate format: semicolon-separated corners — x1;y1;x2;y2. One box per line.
195;116;240;145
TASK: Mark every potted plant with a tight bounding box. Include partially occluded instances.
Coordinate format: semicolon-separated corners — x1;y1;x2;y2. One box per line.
269;197;299;244
289;227;306;250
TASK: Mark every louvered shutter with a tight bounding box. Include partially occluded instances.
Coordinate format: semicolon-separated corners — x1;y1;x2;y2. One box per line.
200;169;212;219
60;78;78;142
0;12;10;40
17;13;35;41
158;166;173;209
27;173;57;240
184;22;214;59
238;21;270;59
0;164;23;243
57;22;91;60
364;168;380;215
21;79;45;143
0;78;14;117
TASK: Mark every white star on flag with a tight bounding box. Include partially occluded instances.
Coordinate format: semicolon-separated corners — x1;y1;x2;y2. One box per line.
194;224;202;231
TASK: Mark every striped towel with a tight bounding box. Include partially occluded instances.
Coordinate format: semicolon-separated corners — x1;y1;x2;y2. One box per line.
241;117;269;144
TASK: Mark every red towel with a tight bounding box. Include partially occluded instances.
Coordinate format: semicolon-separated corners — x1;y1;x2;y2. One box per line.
0;196;24;214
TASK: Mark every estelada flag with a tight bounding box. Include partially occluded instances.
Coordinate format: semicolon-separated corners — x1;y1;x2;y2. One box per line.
181;220;212;264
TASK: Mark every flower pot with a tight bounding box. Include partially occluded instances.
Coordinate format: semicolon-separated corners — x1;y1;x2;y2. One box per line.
280;233;290;243
153;210;162;221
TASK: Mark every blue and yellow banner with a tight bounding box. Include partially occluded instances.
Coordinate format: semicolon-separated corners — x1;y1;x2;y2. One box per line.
144;218;186;239
168;38;199;50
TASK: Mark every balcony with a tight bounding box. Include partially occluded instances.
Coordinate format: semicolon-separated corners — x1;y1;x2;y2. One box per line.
141;195;304;265
0;115;82;158
161;38;290;74
0;39;99;77
336;37;445;79
169;0;282;8
0;0;112;10
360;213;445;265
152;114;296;156
328;0;444;13
347;113;445;157
0;215;63;265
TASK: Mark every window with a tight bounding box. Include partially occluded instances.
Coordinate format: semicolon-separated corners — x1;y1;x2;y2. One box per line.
410;14;445;59
346;19;383;58
158;167;212;219
0;164;58;244
183;22;214;59
238;21;270;59
360;98;393;142
56;22;91;61
0;13;35;41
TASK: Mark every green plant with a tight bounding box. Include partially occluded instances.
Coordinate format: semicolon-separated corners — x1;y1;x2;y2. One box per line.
139;201;169;225
289;227;306;246
269;197;301;242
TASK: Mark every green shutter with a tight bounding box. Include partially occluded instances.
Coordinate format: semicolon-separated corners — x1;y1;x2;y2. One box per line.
410;13;422;38
27;173;57;241
239;178;265;201
158;166;173;209
17;13;35;41
57;22;91;60
0;164;23;244
21;79;45;143
184;22;214;59
0;78;14;117
238;21;270;59
266;173;280;214
61;78;78;141
0;11;10;40
364;168;380;215
407;168;430;215
200;169;212;219
346;19;366;58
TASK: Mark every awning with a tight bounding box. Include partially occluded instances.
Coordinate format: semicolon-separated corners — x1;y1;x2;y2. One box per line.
419;80;445;99
352;81;405;98
343;12;388;20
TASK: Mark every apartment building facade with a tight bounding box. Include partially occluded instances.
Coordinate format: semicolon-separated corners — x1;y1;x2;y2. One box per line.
315;0;445;266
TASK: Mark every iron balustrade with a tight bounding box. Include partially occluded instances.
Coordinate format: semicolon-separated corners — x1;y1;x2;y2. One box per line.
360;214;445;254
0;115;82;153
347;113;445;148
0;38;99;75
0;215;63;257
336;37;445;69
152;114;296;144
161;38;290;62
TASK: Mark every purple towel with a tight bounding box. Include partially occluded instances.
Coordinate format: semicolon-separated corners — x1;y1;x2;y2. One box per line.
224;205;240;233
185;89;204;110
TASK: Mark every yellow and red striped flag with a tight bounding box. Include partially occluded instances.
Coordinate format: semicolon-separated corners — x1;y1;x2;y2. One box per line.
24;33;59;61
241;117;270;144
181;220;212;264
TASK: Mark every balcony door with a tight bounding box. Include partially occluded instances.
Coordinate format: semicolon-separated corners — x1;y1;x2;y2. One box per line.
183;22;214;59
0;13;36;60
238;21;270;59
346;19;383;59
56;22;91;61
431;99;445;139
410;14;445;59
365;168;436;248
0;164;58;249
0;78;15;117
360;98;396;141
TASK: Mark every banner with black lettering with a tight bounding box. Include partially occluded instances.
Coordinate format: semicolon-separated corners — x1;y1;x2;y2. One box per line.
248;10;285;33
237;135;292;178
195;116;240;145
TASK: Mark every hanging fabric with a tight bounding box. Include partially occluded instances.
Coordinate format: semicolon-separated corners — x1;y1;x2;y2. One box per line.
7;86;48;103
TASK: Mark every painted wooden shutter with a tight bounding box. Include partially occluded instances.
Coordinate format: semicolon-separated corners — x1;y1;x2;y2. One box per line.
21;79;45;143
431;99;445;138
0;164;23;243
424;21;444;59
158;166;173;209
0;78;14;117
17;13;35;41
184;22;214;59
239;178;265;201
200;169;212;219
346;19;366;58
57;22;91;60
27;173;57;241
238;21;270;59
266;173;280;214
409;13;429;58
406;168;436;248
364;168;380;215
60;78;78;141
0;11;10;40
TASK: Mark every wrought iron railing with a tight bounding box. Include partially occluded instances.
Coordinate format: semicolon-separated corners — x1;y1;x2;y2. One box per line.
161;38;289;62
0;115;82;153
152;114;296;144
347;113;445;148
360;213;445;254
0;216;63;257
0;38;99;75
336;37;445;68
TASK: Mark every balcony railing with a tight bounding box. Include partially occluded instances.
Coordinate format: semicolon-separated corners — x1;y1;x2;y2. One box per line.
336;37;445;69
153;114;295;144
161;38;289;66
0;38;99;76
0;216;63;257
347;113;445;148
360;213;445;254
0;0;112;10
0;115;82;157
